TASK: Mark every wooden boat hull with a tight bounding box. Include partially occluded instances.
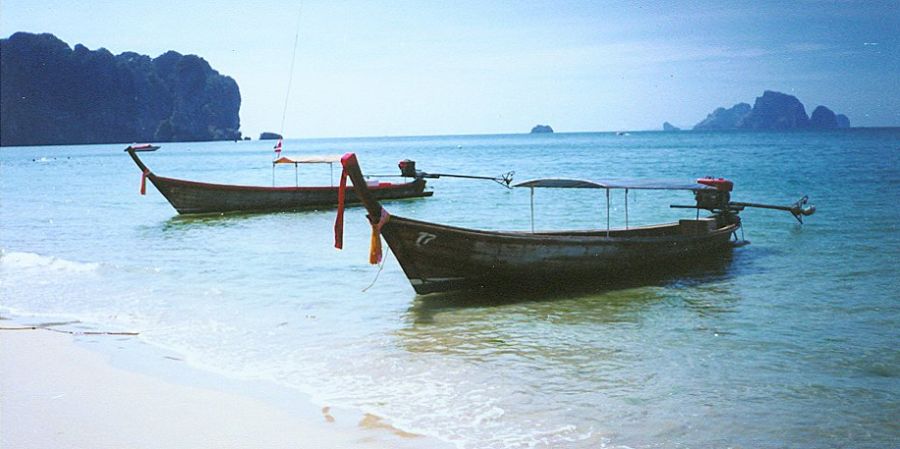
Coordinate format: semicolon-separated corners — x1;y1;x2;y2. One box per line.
380;216;738;294
126;146;431;214
335;152;741;295
148;174;431;215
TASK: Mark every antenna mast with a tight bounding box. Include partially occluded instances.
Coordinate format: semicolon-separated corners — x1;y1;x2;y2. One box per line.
279;5;303;138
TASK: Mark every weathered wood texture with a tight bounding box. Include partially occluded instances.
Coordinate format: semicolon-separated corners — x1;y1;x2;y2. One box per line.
127;148;431;214
340;152;739;295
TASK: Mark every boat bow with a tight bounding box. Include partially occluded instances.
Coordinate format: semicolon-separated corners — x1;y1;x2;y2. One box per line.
334;153;391;263
124;144;160;194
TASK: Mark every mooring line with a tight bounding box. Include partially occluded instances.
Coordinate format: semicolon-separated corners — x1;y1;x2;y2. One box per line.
362;249;389;292
0;326;139;336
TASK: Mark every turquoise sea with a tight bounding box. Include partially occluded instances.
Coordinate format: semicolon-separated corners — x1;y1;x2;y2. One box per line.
2;130;898;448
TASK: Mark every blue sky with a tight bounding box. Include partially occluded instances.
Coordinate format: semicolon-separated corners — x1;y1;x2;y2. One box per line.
2;0;897;137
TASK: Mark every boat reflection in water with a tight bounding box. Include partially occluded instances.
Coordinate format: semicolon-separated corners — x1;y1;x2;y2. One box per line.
404;250;741;329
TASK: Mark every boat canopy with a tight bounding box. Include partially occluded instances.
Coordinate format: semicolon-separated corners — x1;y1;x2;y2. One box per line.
514;177;727;233
272;155;343;187
273;155;343;165
514;178;716;191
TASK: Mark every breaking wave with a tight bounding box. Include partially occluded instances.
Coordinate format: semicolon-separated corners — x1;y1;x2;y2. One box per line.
0;250;100;273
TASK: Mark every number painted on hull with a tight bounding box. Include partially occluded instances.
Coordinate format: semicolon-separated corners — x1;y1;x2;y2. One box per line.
416;232;437;247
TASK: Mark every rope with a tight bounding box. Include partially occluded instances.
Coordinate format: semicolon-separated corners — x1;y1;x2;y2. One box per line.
279;4;303;136
0;326;139;336
361;249;389;292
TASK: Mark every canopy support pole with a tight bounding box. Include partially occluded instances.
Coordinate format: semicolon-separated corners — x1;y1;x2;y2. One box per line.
295;163;299;187
530;187;535;233
272;163;276;187
625;188;629;229
606;188;610;237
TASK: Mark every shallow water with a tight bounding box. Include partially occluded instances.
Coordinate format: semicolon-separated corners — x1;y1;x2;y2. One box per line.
2;130;898;448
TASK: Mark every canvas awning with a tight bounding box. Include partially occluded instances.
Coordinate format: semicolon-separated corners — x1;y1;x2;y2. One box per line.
273;155;343;165
514;178;716;191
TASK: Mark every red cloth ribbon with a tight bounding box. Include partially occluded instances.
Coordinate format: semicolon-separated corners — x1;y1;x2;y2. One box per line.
369;208;390;264
334;162;350;249
334;154;359;249
140;169;149;195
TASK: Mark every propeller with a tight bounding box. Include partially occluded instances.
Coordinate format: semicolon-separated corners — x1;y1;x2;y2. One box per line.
788;195;817;224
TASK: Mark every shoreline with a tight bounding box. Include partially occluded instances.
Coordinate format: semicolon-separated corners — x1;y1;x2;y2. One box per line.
0;316;450;449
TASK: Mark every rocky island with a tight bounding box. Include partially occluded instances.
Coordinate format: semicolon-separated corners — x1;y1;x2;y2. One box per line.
693;103;753;130
810;106;850;129
691;90;850;131
662;122;681;131
0;32;242;146
259;132;283;140
530;124;554;133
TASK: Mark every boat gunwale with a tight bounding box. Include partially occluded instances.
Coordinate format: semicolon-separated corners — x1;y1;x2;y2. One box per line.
149;173;424;192
128;145;425;193
383;213;739;244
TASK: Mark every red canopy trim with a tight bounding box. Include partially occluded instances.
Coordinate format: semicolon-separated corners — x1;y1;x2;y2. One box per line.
696;177;734;192
274;155;343;165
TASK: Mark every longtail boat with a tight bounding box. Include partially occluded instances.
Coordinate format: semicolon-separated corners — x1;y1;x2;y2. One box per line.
334;153;815;294
125;144;432;214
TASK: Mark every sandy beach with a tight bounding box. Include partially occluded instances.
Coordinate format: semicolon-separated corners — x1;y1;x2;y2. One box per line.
0;323;445;449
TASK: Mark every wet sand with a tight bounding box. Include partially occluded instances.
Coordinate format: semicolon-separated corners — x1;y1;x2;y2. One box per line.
0;324;446;449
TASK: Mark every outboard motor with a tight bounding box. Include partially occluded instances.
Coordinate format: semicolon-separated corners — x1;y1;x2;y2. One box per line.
673;176;815;224
399;159;418;178
396;159;514;187
695;177;733;212
695;189;731;211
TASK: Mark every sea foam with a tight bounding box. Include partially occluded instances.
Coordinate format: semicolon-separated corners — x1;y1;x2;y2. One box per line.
0;250;100;273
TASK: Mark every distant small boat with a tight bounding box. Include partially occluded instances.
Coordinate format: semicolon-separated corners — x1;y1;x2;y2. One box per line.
125;144;432;214
334;153;815;294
